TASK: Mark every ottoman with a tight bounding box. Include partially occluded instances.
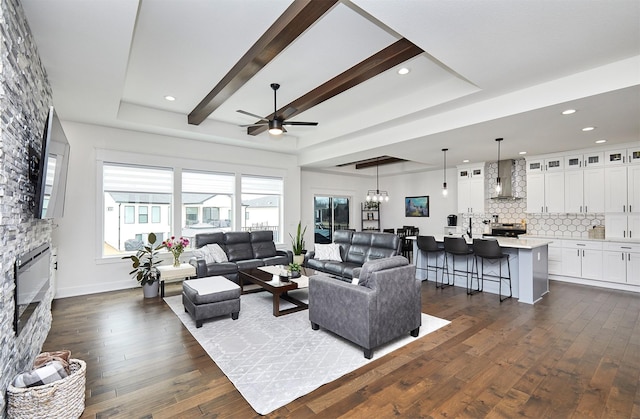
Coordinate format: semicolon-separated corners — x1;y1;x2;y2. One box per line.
182;276;241;328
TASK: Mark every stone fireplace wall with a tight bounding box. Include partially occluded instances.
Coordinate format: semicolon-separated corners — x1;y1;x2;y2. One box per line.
0;0;54;414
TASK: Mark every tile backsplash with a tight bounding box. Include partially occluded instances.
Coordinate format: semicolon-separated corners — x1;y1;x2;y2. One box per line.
459;159;604;238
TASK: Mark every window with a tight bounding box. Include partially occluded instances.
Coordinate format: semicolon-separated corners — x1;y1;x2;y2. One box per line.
151;206;161;223
185;207;199;226
182;170;234;246
103;163;172;256
124;206;135;224
138;206;148;224
203;207;219;224
314;196;350;244
241;175;283;242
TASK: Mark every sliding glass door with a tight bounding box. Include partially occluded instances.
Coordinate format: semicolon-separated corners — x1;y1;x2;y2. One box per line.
314;196;350;244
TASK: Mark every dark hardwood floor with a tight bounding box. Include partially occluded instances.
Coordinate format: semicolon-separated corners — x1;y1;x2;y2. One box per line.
43;280;640;418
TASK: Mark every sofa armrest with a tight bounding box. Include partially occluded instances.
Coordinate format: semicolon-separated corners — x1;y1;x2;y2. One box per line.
309;275;375;347
189;257;208;278
276;249;293;264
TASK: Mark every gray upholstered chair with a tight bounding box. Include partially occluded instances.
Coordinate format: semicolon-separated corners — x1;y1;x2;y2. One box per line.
308;255;421;359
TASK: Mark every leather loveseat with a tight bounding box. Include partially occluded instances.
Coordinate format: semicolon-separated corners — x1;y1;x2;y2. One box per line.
189;230;292;284
305;230;401;280
309;255;421;358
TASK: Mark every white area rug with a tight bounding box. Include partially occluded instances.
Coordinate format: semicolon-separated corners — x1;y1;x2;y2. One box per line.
164;289;450;415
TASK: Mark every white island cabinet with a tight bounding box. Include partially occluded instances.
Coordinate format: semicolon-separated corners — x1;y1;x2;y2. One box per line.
411;236;552;305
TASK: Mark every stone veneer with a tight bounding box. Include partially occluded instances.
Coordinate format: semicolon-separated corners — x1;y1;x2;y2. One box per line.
0;0;54;414
460;159;604;237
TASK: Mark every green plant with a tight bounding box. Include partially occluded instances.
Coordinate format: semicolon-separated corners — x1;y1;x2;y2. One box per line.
288;262;301;272
122;232;166;285
289;221;307;256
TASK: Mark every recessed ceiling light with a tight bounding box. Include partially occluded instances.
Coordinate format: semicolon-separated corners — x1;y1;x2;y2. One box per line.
519;151;527;155
462;159;469;163
397;67;410;75
164;95;176;101
582;126;595;131
562;109;576;115
595;139;607;144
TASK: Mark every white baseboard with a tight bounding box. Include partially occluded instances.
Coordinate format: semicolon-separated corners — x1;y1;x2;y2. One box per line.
549;275;639;293
54;279;136;299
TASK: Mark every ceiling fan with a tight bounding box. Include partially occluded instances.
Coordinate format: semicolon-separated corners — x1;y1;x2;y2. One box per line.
237;83;318;135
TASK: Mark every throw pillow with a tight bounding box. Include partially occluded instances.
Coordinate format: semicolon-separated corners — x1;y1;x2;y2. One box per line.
314;243;342;261
351;276;360;285
193;247;215;264
12;361;68;388
206;243;228;263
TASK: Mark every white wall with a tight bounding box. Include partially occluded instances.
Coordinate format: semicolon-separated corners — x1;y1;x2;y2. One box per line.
373;168;459;234
52;122;301;298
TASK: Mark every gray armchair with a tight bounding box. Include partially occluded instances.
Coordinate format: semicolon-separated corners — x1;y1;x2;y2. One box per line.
308;255;421;359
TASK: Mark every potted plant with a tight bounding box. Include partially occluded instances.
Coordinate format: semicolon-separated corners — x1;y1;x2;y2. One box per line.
122;232;166;298
289;221;307;265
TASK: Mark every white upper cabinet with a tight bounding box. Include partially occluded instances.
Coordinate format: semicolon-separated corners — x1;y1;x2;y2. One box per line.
457;164;485;214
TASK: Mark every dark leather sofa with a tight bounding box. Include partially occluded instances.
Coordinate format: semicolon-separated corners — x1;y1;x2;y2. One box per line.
305;230;401;280
189;230;292;284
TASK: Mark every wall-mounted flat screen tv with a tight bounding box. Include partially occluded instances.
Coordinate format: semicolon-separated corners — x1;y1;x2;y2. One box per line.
30;106;70;219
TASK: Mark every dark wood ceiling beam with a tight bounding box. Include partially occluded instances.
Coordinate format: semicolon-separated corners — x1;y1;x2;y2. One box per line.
187;0;338;126
248;38;423;135
353;157;407;169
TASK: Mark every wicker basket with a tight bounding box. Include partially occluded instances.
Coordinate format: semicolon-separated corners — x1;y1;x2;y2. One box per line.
7;359;86;419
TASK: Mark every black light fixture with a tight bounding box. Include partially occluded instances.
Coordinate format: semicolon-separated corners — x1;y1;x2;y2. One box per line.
495;138;503;194
442;148;449;197
268;119;283;135
365;158;389;202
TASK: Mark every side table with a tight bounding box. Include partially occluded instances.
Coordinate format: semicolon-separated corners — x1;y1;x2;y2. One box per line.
157;263;196;298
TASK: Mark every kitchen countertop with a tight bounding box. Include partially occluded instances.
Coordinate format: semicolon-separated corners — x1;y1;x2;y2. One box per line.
408;235;553;249
521;234;640;244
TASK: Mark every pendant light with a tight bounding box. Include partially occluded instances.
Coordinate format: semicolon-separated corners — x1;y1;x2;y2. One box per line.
495;138;503;194
442;148;449;197
365;158;389;202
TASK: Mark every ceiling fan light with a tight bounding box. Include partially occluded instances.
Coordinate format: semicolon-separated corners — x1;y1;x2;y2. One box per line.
268;119;283;135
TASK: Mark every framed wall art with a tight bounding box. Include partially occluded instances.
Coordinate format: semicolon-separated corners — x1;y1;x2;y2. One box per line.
405;196;429;217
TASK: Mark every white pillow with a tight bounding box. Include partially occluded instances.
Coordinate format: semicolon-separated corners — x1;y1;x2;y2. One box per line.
351;276;360;285
206;243;228;263
193;247;215;264
314;243;342;261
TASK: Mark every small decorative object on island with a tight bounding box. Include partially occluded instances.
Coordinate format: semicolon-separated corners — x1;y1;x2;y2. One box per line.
289;221;307;265
164;236;190;267
122;232;166;298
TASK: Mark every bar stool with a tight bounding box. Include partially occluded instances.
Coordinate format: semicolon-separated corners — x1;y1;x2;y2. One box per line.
472;239;512;302
442;237;473;289
416;235;444;283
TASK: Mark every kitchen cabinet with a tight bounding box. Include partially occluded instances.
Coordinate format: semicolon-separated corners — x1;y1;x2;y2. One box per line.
604;166;630;212
561;240;602;280
605;147;640;166
361;202;380;231
605;213;640;239
457;164;485;214
548;240;563;275
602;242;640;285
604;165;640;239
526;170;564;213
526;157;565;213
565;168;604;213
564;152;604;169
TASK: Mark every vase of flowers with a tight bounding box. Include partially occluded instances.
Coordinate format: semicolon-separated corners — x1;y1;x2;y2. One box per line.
164;236;190;267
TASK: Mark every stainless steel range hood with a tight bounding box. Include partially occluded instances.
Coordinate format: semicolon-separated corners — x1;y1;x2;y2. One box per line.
491;159;521;200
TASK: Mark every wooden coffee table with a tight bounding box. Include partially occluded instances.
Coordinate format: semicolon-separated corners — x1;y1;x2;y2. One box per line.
239;266;310;317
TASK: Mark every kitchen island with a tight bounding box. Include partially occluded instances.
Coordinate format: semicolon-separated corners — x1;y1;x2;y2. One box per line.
410;235;553;304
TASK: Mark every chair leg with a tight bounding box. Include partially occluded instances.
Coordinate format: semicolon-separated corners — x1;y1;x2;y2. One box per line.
500;256;513;302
